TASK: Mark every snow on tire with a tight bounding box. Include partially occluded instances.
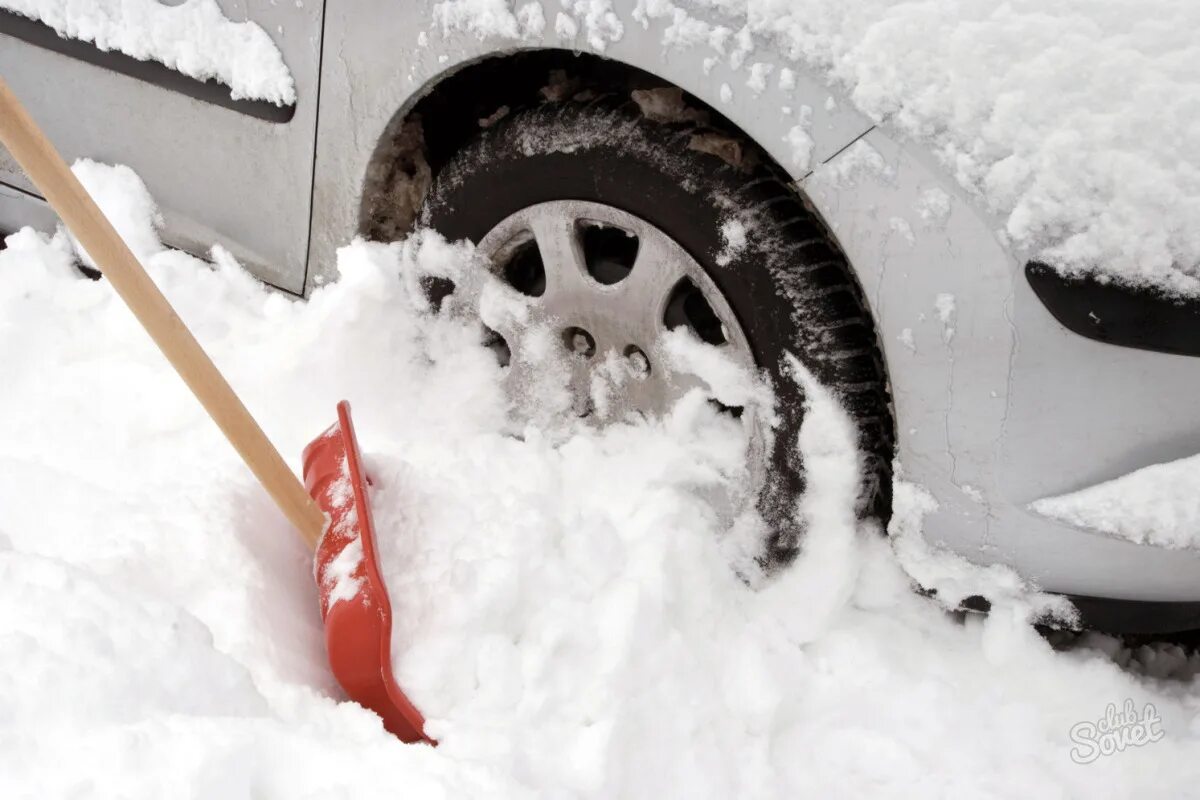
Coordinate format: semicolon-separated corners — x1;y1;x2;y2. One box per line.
418;99;894;566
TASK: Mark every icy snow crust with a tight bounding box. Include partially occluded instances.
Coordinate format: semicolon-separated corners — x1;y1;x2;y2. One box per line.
0;0;296;105
437;0;1200;294
2;165;1200;795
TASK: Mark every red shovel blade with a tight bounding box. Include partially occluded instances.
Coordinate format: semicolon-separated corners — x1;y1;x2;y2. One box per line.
301;401;432;744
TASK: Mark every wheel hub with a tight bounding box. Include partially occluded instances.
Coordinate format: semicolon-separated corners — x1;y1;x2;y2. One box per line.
470;200;759;428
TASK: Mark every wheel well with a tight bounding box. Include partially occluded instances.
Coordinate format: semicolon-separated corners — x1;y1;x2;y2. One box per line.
358;48;898;525
360;49;771;242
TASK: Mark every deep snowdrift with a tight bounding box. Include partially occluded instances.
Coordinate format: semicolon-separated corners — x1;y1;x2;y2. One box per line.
1;164;1198;797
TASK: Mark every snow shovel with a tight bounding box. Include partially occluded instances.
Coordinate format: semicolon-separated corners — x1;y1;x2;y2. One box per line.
0;77;431;743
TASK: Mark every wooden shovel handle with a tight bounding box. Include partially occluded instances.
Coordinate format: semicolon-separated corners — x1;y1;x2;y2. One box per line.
0;76;324;550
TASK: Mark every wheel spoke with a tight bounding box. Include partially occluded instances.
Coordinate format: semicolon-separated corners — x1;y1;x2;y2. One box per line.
528;214;592;304
612;231;690;336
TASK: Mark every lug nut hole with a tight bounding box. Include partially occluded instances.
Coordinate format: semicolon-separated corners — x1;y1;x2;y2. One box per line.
564;327;596;358
624;345;651;377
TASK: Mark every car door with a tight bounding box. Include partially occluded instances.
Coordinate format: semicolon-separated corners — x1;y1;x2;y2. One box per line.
0;0;323;294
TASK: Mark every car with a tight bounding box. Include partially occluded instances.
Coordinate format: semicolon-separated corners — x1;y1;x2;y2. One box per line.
3;0;1198;633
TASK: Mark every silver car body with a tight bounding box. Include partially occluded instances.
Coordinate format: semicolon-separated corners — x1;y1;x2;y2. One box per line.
3;0;1198;604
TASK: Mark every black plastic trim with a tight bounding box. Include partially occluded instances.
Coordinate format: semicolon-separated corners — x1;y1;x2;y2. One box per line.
965;592;1200;634
0;9;295;123
1063;594;1200;635
1026;260;1200;357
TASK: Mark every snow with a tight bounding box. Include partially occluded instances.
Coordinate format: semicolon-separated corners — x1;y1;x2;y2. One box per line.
716;217;748;266
784;105;814;170
3;164;1200;796
662;327;773;413
555;10;579;40
935;292;956;342
438;0;1200;294
515;1;546;37
960;483;984;504
562;0;624;51
68;158;162;270
654;0;1200;294
746;61;773;94
323;536;364;606
889;215;915;245
435;0;546;40
438;0;616;47
317;456;365;607
0;0;296;106
808;138;890;187
1032;454;1200;550
917;187;953;226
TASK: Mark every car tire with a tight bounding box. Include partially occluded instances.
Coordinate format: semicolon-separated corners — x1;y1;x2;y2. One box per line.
417;98;893;565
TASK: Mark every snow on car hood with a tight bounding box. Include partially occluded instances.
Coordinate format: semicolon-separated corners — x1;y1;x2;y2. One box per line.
437;0;1200;295
0;0;295;106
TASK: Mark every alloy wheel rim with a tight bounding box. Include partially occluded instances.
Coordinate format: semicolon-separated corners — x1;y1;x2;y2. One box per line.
449;200;770;504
